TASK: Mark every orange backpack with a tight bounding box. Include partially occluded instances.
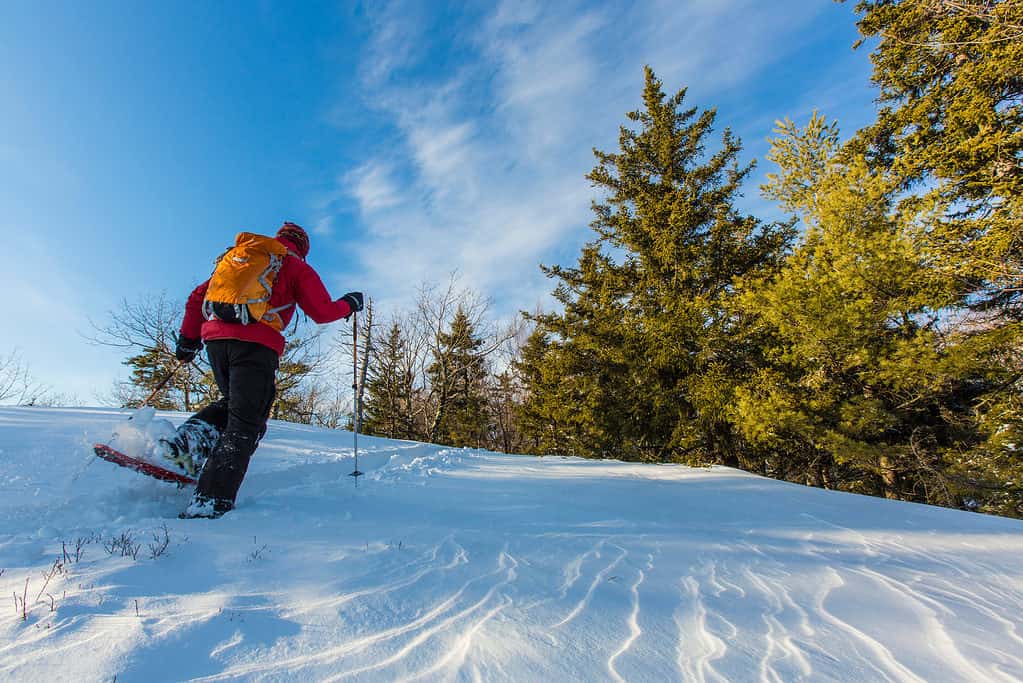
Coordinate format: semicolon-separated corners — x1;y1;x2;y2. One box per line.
202;233;297;331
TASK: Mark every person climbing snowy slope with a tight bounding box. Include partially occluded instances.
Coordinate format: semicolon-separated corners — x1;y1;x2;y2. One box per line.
164;221;363;519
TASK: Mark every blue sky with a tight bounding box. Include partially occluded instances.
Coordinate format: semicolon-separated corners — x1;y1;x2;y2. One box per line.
1;0;878;400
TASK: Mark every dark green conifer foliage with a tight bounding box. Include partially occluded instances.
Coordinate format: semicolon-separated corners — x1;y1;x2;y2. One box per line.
851;0;1023;317
428;307;490;447
125;345;181;411
739;103;1022;514
271;335;320;423
842;0;1023;514
488;369;525;455
124;342;214;411
525;67;793;464
515;328;574;455
363;322;416;440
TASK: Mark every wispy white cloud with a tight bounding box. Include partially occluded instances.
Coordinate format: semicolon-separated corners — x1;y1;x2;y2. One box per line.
312;216;334;236
323;0;871;318
357;0;436;84
347;160;404;215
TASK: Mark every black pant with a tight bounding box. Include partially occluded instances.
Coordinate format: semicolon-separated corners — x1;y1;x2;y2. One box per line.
192;339;278;504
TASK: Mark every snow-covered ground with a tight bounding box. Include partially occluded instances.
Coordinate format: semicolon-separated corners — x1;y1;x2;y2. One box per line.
1;406;1022;682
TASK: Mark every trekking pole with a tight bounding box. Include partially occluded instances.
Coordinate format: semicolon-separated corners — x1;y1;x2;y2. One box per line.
140;360;187;408
350;311;364;482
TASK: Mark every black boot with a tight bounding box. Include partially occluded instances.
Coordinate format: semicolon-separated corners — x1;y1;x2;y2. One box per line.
182;431;259;518
179;494;234;519
158;418;220;476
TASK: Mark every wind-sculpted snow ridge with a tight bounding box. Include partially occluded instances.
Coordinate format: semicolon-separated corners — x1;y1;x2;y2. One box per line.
1;407;1022;681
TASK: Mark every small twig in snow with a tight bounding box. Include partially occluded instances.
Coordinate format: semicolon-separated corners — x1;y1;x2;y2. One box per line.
248;538;269;561
148;524;171;559
35;559;64;604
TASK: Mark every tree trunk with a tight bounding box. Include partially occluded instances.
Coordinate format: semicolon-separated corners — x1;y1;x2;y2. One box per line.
880;455;899;499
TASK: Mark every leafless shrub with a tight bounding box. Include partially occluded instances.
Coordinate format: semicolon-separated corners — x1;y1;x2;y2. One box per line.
248;537;269;562
148;525;171;559
62;537;91;564
103;531;141;560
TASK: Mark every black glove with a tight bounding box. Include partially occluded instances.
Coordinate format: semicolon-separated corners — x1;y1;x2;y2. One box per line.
341;292;364;319
175;335;202;363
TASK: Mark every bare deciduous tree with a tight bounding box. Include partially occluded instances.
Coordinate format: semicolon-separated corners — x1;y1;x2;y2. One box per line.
345;275;525;449
86;293;216;410
0;350;49;405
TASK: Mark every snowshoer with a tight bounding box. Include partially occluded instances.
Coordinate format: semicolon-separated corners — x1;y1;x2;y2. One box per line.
167;221;363;518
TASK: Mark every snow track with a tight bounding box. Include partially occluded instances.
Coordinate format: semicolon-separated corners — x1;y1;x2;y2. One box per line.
1;407;1022;681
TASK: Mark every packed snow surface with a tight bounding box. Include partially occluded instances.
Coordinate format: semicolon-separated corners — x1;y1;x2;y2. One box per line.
1;407;1022;682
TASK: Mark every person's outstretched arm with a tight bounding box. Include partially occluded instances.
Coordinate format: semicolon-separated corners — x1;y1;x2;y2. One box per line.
293;261;362;324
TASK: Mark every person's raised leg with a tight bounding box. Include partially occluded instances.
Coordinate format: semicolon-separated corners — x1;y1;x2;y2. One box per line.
158;342;232;474
187;341;277;518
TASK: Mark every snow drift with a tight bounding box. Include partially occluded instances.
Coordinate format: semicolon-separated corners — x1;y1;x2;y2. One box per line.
1;406;1021;681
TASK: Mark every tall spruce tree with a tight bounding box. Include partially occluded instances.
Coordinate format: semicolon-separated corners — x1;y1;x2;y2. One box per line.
525;67;793;464
840;0;1023;514
427;307;490;447
851;0;1023;317
736;106;1022;514
515;328;579;455
738;115;962;501
363;322;416;440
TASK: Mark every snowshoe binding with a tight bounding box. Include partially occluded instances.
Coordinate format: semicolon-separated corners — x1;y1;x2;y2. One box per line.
157;419;220;477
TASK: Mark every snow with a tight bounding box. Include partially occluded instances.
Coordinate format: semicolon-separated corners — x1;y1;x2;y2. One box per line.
107;406;178;466
1;406;1022;682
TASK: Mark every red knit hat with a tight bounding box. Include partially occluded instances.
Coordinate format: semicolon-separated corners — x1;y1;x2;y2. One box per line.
276;222;309;258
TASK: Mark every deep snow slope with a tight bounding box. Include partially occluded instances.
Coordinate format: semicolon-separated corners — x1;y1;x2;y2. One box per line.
1;407;1022;682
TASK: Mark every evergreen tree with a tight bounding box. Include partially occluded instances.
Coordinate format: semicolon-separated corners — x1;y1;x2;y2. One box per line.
427;307;490;447
124;344;181;411
515;328;569;455
122;340;215;411
271;334;322;423
95;294;215;411
363;322;416;440
738;111;1020;513
524;67;792;464
842;0;1023;514
851;0;1023;317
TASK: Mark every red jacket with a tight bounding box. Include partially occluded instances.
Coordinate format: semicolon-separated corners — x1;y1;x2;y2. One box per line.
180;236;352;356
